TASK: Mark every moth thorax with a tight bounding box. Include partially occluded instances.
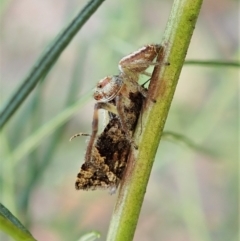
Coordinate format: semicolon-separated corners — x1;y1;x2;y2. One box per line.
93;75;123;102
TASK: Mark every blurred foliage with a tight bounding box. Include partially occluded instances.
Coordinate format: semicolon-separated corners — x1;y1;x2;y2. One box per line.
0;203;37;241
0;0;239;241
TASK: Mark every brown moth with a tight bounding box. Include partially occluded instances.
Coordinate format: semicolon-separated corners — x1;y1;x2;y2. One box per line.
72;44;161;192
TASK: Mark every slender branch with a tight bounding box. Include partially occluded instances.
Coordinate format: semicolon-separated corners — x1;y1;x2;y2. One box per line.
184;60;240;68
106;0;203;240
0;0;105;129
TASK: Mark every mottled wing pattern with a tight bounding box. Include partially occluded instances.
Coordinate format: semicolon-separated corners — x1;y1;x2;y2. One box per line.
75;117;129;191
75;91;144;191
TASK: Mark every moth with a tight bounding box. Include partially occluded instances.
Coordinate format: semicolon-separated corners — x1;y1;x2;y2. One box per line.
72;44;161;192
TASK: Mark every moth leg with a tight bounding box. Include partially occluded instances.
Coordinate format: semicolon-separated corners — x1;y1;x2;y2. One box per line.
118;44;161;74
84;103;100;162
84;102;117;162
120;61;161;75
115;94;138;149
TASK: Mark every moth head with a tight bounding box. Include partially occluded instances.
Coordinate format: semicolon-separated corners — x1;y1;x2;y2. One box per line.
94;75;123;102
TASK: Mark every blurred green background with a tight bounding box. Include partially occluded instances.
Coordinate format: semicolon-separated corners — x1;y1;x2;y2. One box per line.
0;0;238;240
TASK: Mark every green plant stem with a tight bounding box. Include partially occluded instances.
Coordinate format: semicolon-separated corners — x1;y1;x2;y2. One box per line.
106;0;203;240
184;60;240;68
0;0;105;129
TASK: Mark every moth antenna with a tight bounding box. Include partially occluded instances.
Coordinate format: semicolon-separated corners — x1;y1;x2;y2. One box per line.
69;133;90;141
